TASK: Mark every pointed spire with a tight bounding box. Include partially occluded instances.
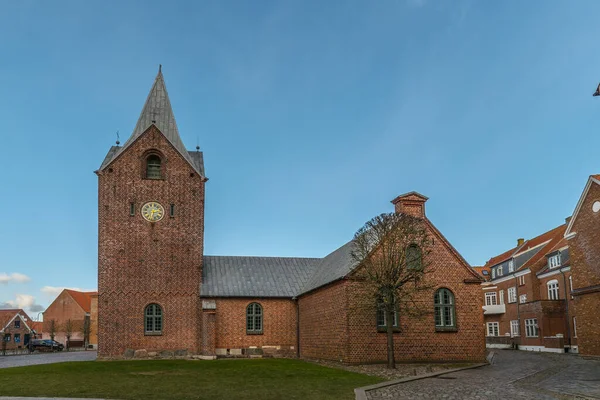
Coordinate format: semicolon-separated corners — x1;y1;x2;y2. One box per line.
100;66;203;175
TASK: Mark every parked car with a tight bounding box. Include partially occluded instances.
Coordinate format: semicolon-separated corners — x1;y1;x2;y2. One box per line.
30;339;64;351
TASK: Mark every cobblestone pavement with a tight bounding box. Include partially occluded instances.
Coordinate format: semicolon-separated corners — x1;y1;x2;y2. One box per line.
0;351;97;369
366;350;600;399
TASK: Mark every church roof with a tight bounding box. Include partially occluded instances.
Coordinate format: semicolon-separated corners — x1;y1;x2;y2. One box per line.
201;256;321;298
99;67;204;176
300;241;358;294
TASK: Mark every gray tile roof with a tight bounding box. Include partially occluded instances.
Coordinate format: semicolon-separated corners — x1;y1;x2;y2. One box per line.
300;241;358;295
99;67;204;176
201;256;321;297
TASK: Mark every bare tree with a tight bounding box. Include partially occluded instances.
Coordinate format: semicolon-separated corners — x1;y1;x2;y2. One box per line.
64;319;73;351
46;319;57;351
81;316;91;350
351;212;434;369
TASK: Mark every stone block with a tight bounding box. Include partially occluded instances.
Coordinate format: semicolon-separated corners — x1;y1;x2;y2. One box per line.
229;348;242;355
245;347;263;356
174;349;188;357
123;349;135;359
148;351;158;357
215;348;227;356
134;349;148;358
160;350;174;359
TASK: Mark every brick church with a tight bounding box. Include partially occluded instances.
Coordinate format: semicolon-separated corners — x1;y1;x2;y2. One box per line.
96;68;486;363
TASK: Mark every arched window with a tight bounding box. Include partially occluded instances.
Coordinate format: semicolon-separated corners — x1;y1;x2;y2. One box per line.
246;303;263;334
434;288;456;330
146;154;162;179
145;304;163;335
547;280;559;300
406;244;422;270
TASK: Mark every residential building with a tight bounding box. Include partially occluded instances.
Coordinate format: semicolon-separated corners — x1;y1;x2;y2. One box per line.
0;309;36;350
43;289;98;348
482;223;576;353
96;67;486;363
565;174;600;357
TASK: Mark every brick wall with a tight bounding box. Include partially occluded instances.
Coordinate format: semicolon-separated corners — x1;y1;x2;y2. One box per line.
43;291;86;345
298;281;348;361
213;298;297;356
345;222;485;364
299;218;485;364
1;315;33;350
97;125;204;357
90;295;98;346
568;179;600;356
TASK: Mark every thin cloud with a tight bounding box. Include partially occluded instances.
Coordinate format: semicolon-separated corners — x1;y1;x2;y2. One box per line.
0;272;31;284
0;294;44;313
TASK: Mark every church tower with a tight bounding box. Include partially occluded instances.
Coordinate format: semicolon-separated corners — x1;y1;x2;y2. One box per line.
96;67;206;357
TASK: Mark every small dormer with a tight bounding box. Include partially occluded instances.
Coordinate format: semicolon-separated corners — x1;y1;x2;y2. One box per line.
547;251;562;269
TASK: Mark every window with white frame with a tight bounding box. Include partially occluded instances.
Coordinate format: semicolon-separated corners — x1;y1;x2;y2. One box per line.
525;319;538;337
510;320;520;337
518;275;525;286
548;254;561;269
498;266;503;276
547;280;559;300
573;317;577;338
508;260;514;273
519;294;527;304
508;287;517;303
487;322;499;337
499;290;504;305
492;269;496;279
485;292;497;306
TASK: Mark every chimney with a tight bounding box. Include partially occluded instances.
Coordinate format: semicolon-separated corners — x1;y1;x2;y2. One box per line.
565;216;572;225
391;191;428;218
517;238;525;247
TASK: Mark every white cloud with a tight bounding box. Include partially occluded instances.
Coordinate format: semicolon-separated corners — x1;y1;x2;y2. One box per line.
0;272;31;284
0;294;45;314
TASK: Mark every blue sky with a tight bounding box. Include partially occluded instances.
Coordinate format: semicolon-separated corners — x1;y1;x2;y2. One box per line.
2;0;600;315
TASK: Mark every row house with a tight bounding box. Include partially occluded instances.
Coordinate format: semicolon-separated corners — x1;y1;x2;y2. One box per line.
480;222;577;353
0;309;38;351
565;174;600;357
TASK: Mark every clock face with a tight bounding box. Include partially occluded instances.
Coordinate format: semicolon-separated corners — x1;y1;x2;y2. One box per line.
141;202;164;222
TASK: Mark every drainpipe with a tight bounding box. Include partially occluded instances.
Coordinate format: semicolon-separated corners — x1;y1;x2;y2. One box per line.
294;297;300;358
515;276;520;349
560;269;572;352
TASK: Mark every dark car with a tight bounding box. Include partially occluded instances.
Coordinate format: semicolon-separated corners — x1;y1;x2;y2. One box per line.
30;339;64;351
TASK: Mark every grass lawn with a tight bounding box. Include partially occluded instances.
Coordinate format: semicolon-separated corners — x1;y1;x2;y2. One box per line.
0;358;383;400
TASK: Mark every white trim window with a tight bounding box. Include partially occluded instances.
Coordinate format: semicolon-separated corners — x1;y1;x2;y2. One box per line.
508;287;517;303
518;275;525;286
525;319;538;337
573;317;577;338
548;254;561;269
487;322;499;337
519;294;527;304
499;290;505;305
485;292;497;306
510;320;520;337
547;280;559;300
508;260;514;273
492;269;496;279
498;266;503;276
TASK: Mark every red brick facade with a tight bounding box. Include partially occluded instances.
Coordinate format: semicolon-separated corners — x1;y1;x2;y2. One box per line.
0;310;35;351
299;203;486;364
567;177;600;357
97;125;205;357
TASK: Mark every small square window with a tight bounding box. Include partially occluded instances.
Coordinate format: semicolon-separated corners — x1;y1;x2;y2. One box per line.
170;204;175;217
130;203;135;216
14;320;20;329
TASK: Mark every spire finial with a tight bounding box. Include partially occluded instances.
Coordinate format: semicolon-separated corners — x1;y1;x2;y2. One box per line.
196;145;200;151
116;130;120;146
159;64;162;74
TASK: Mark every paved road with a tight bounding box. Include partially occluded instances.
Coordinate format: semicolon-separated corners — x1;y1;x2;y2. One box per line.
0;351;97;369
366;350;600;399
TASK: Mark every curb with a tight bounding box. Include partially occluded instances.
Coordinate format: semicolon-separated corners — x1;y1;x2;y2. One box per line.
354;363;488;400
486;350;496;364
